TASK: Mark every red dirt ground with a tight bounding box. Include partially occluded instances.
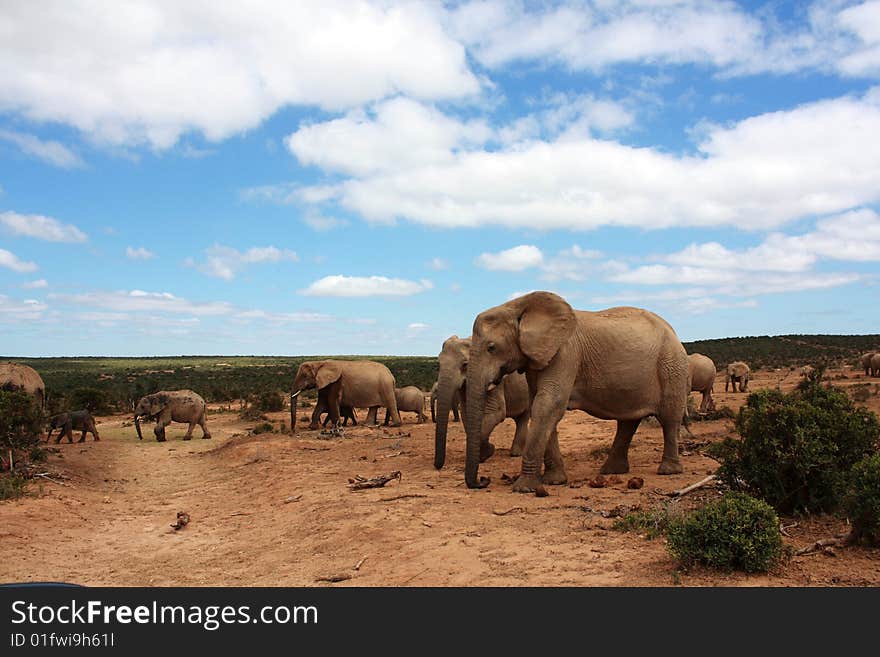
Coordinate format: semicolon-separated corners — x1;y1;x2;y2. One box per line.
2;366;878;586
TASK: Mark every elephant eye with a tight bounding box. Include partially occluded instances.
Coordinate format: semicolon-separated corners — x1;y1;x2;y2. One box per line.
487;343;496;353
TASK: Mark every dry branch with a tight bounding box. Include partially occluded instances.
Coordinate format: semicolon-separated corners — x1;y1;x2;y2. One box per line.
666;474;717;497
353;557;367;571
33;472;71;487
348;471;402;491
492;507;525;516
377;494;427;502
795;531;856;556
315;573;352;583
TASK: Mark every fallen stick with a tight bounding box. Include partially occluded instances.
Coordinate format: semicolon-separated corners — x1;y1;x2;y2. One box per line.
301;446;331;452
315;573;352;583
399;568;429;586
348;471;402;491
378;494;427;502
353;556;367;571
492;507;525;516
666;474;717;497
795;531;856;556
33;473;70;487
283;494;303;504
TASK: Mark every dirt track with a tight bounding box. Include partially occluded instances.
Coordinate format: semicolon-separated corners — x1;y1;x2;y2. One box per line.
2;366;879;587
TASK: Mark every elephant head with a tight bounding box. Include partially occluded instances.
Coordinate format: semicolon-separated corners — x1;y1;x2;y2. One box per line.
433;335;471;469
290;360;344;432
464;292;576;488
133;392;167;440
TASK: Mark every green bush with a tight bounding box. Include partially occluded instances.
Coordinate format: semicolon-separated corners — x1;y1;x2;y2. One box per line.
0;390;44;460
255;391;285;412
714;379;879;514
251;422;274;435
0;473;28;501
844;453;880;545
613;506;672;540
71;387;111;414
667;492;784;573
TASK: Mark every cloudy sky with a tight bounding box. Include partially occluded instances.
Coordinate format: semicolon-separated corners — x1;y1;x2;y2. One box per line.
1;0;879;356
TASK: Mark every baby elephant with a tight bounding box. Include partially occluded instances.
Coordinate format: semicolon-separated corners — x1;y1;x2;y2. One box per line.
384;386;427;424
133;390;211;442
47;410;100;444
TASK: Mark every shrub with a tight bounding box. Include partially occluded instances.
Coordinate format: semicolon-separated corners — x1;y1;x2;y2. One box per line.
613;506;673;539
666;492;784;573
71;387;111;414
714;379;880;514
0;390;44;464
251;422;274;435
0;473;28;501
255;391;285;413
844;453;880;545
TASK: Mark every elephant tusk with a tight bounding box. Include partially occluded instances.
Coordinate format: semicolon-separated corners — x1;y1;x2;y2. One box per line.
291;390;302;399
486;382;497;393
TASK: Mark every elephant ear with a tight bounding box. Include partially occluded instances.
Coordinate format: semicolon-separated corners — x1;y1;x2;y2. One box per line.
514;291;577;370
315;362;344;389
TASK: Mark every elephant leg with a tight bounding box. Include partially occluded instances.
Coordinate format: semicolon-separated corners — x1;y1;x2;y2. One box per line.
77;429;86;443
699;391;709;412
65;423;74;444
510;412;529;457
513;390;567;493
658;416;684;475
365;406;379;425
199;415;211;439
600;419;641;474
182;421;196;440
452;402;460;422
154;409;172;442
309;402;323;431
542;428;567;485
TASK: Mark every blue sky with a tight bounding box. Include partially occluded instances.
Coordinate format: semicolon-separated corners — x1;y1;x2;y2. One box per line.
1;0;879;356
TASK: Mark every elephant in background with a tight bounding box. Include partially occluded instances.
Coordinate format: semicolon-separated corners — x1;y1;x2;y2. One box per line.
134;390;211;441
47;410;100;443
290;360;400;431
861;352;876;376
687;353;716;412
385;386;427;424
725;361;751;392
464;292;689;492
871;354;880;377
0;362;45;410
430;381;460;423
800;365;815;379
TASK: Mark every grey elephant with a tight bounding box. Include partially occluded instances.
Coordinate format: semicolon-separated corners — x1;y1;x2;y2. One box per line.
384;386;427;424
0;362;45;409
464;292;689;492
310;386;358;429
430;381;460;423
290;360;400;431
47;410;100;443
800;365;815;379
687;353;717;412
434;335;530;470
861;352;876;376
725;361;751;392
134;390;211;441
871;353;880;377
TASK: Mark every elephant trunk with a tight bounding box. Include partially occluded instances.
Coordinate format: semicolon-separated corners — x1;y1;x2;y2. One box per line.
433;374;459;469
134;414;143;440
290;390;301;433
464;370;489;488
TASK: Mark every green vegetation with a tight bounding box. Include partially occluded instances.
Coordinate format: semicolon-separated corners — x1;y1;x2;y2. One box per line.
844;453;880;545
0;390;44;460
666;492;784;573
713;376;880;514
0;473;28;501
612;506;673;539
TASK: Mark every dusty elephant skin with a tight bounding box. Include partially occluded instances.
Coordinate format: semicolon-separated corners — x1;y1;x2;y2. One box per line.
0;362;46;409
385;386;427;424
47;410;100;443
430;380;460;424
464;291;689;492
290;360;400;431
870;353;880;377
133;390;211;442
861;352;877;376
725;361;751;392
310;386;358;429
687;353;717;412
433;335;530;470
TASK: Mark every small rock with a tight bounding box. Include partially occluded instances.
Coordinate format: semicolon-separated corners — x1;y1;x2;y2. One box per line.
627;477;645;490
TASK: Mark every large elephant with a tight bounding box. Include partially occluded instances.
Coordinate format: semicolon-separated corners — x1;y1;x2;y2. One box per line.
430;381;460;423
290;360;400;431
310;386;358;430
464;292;689;492
871;353;880;377
725;361;751;392
0;362;45;409
433;335;530;470
47;410;100;443
133;390;211;442
687;353;717;412
385;386;427;424
861;352;876;376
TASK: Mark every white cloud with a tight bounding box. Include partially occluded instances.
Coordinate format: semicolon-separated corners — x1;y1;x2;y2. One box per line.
286;96;491;176
49;290;232;316
0;211;87;242
295;88;880;232
0;1;479;150
234;309;332;324
475;245;544;271
539;244;605;281
21;279;48;289
300;275;433;297
0;248;38;273
303;211;348;232
192;244;299;280
426;257;448;271
0;129;83;168
0;295;47;321
126;246;156;260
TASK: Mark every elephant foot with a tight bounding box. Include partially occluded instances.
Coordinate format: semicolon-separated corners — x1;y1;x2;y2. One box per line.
182;436;192;441
479;442;496;463
155;435;166;442
512;473;543;493
542;466;568;485
657;458;683;475
202;434;212;440
600;457;630;474
77;438;85;444
94;437;100;441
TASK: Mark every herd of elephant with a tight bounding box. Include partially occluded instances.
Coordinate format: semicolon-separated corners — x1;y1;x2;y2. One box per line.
3;291;776;493
862;351;880;377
